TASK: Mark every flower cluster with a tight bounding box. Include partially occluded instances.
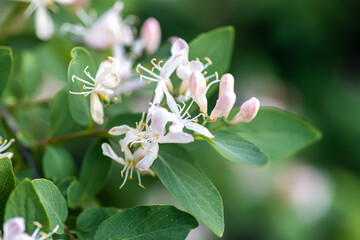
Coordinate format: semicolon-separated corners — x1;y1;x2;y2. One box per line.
0;217;58;240
101;38;260;189
0;137;15;159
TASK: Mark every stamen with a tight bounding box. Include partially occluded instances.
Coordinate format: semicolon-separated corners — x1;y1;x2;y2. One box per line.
121;165;128;178
202;71;208;76
69;90;92;96
72;75;95;86
205;72;218;80
140;75;159;82
157;60;164;67
181;100;194;119
129;166;134;180
119;167;130;189
0;139;14;153
137;64;161;78
150;58;161;71
204;57;213;65
83;66;96;83
191;113;205;122
205;79;220;92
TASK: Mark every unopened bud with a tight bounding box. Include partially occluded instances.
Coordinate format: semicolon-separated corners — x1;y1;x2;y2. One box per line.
219;73;234;97
189;71;208;114
141;18;161;55
230;97;260;125
209;92;236;121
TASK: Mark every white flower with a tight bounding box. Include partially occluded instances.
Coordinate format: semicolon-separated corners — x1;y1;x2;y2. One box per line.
1;217;58;240
0;137;15;159
21;0;75;40
230;97;260;125
69;57;121;124
209;73;236;121
136;38;189;104
163;89;214;139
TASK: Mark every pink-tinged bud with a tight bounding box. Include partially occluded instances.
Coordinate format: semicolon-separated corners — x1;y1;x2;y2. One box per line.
219;73;234;97
231;97;260;125
168;36;179;44
209;92;236;121
141;18;161;55
189;71;207;114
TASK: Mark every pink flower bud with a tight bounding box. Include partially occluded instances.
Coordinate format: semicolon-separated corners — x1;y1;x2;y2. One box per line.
189;71;207;114
209;92;236;121
219;73;234;97
231;97;260;125
141;18;161;55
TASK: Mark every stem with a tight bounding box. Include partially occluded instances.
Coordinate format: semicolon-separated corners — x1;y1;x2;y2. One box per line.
36;130;108;148
64;225;76;240
209;123;225;132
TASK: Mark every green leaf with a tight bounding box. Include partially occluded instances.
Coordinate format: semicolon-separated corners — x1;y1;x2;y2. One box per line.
153;144;224;237
234;107;322;160
94;205;198;240
67;179;83;209
32;179;68;234
189;26;234;76
43;145;76;183
50;88;81;136
77;207;120;240
79;140;111;204
0;157;16;226
67;47;95;126
210;130;269;166
5;179;50;233
0;46;13;97
21;50;42;96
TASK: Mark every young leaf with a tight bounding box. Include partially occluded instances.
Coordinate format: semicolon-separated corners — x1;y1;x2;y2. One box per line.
4;179;50;233
210;130;269;166
43;145;77;183
189;26;234;76
94;205;198;240
234;107;322;160
0;157;16;226
32;179;68;234
67;179;83;209
152;144;224;237
0;46;13;97
77;207;120;240
21;50;42;96
67;47;95;126
78;140;112;204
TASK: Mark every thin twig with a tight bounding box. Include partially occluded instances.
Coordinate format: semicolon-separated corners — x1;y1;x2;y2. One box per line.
36;129;109;148
64;225;76;240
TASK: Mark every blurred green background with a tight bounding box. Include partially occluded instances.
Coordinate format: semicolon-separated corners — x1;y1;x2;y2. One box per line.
1;0;360;239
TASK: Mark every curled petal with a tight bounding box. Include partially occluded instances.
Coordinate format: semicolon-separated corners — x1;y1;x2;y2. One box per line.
164;88;180;116
153;80;166;104
171;38;189;56
150;107;175;136
101;143;126;165
141;18;161;55
189;71;208;114
136;141;159;171
209;92;236;121
0;152;13;159
35;7;54;40
231;97;260;124
132;145;148;162
176;60;204;81
159;131;194;144
219;73;234;97
98;65;121;89
121;131;138;151
3;217;26;239
90;93;104;125
109;125;131;135
184;121;214;139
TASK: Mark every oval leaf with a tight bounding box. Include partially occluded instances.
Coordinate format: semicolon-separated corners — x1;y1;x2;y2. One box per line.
234;107;322;160
32;179;68;234
4;179;50;233
67;47;95;126
43;145;76;183
21;50;42;96
94;205;198;240
0;157;16;226
189;26;234;76
210;130;269;166
152;144;224;237
77;207;120;240
0;46;13;97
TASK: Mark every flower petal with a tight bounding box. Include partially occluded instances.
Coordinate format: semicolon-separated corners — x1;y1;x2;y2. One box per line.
153;80;166;104
136;141;159;171
171;38;189;56
209;92;236;121
140;18;161;55
109;125;131;135
150;107;175;136
164;88;180;116
0;152;13;159
90;93;104;125
101;143;126;165
3;217;26;240
159;131;194;144
184;121;214;139
176;60;204;81
54;0;75;5
35;7;54;40
121;131;138;151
